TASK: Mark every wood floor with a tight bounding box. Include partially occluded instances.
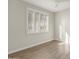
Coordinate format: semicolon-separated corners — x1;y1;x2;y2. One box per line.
8;40;70;59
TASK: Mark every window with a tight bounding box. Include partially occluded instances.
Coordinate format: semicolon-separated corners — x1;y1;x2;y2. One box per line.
34;12;40;32
26;8;49;34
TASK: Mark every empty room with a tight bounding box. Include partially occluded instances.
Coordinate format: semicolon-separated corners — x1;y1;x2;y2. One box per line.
8;0;70;59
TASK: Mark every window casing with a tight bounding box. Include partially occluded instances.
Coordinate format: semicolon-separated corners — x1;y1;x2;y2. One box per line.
26;8;49;34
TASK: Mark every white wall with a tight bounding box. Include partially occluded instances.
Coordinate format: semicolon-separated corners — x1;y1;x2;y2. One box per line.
8;0;54;54
54;9;70;41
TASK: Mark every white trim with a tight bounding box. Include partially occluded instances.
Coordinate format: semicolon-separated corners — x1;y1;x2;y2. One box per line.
8;39;54;54
26;7;49;34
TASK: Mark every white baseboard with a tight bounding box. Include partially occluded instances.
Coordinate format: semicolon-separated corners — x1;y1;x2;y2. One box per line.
8;39;54;54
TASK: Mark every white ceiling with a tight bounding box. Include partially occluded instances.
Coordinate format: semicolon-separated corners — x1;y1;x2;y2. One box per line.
23;0;70;12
